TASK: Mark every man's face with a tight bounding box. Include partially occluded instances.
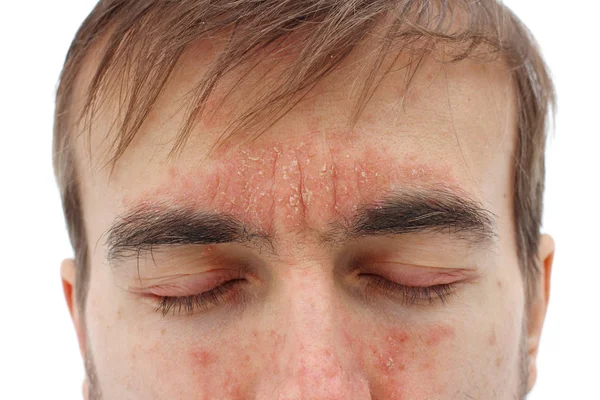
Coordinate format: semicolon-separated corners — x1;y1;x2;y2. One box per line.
65;49;543;399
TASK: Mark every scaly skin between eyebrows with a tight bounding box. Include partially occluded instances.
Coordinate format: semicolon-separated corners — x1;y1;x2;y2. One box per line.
124;130;466;237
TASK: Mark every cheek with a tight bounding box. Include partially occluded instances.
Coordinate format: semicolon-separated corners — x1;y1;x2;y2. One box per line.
188;349;246;399
180;325;456;398
486;274;527;383
118;337;256;399
185;336;264;399
141;325;456;398
183;328;289;398
353;322;457;398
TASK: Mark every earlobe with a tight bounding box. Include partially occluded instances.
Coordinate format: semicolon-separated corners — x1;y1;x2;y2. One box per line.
526;234;555;392
60;259;87;360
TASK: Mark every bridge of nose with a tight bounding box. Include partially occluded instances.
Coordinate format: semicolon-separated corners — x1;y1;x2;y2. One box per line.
254;266;372;400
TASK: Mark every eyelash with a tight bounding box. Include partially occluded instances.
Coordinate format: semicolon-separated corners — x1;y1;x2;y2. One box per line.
153;276;456;316
154;279;245;317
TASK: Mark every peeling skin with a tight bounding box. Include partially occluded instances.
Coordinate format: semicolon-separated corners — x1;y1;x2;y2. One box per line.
133;130;458;236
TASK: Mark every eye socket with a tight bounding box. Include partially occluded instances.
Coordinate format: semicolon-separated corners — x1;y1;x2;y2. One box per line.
360;274;457;306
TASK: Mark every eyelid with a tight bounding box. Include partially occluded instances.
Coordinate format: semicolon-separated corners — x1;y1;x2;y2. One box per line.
360;263;474;287
111;245;258;284
128;269;244;296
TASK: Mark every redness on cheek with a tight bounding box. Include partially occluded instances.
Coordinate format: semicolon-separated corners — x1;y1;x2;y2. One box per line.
373;330;410;374
360;323;455;371
425;324;455;346
356;323;455;397
183;321;455;398
189;347;247;399
191;349;218;368
134;131;457;233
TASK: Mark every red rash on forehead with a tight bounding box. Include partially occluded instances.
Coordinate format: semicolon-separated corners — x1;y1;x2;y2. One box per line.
130;131;458;234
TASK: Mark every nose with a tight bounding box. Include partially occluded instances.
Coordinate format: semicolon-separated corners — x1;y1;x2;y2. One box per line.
254;269;371;400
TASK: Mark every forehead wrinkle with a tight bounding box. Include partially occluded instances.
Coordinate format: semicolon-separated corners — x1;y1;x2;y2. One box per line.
150;139;450;233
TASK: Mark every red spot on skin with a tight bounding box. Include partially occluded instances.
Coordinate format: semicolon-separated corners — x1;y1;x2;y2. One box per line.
489;330;497;346
388;331;410;348
420;361;433;371
343;321;458;398
220;368;245;399
268;329;285;374
425;324;455;346
322;350;338;379
192;350;217;368
370;328;411;376
497;280;503;288
342;328;356;354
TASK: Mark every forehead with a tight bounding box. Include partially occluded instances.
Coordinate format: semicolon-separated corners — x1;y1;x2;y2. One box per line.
74;48;517;237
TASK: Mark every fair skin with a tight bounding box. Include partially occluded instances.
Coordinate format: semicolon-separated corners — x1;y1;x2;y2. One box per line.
61;43;554;399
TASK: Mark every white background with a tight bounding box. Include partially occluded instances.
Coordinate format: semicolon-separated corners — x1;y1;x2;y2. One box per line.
0;1;598;399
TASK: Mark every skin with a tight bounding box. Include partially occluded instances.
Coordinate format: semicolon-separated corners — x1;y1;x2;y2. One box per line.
60;39;554;399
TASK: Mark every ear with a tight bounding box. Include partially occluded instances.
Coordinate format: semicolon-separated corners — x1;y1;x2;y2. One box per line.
525;234;555;392
60;258;89;400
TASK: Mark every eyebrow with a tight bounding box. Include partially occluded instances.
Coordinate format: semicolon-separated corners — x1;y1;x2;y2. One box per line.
346;187;496;244
105;187;496;263
105;203;268;262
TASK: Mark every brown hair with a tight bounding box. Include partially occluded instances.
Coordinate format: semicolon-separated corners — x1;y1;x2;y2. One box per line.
53;0;554;311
